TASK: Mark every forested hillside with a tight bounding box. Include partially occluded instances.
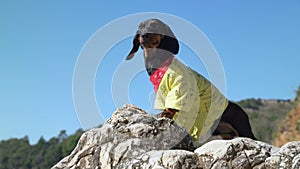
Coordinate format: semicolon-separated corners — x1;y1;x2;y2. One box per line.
238;98;294;144
0;130;83;169
238;86;300;144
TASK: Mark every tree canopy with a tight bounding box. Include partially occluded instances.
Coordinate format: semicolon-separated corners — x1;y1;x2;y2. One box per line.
0;129;83;169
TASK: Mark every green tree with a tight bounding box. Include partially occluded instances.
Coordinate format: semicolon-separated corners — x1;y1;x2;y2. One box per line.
58;130;67;143
238;98;263;110
44;138;62;167
0;130;84;168
62;130;82;156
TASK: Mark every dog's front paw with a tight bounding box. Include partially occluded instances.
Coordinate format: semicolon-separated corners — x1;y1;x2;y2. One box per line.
157;110;175;119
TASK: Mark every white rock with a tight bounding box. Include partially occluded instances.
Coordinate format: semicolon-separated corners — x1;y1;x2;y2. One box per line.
52;105;300;169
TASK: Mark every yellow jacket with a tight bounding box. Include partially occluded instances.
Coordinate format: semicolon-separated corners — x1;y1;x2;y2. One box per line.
154;58;228;141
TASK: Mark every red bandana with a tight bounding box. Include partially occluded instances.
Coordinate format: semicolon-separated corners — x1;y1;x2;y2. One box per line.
150;56;174;93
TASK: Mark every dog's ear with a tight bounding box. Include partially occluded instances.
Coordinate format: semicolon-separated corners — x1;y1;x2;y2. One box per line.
126;34;140;60
159;36;179;55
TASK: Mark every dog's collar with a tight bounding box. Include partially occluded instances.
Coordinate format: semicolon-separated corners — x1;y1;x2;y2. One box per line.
150;56;174;93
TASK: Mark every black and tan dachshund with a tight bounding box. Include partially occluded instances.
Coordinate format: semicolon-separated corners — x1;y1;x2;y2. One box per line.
126;19;257;143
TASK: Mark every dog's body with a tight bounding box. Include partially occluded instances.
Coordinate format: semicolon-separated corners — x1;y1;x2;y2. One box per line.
126;19;257;143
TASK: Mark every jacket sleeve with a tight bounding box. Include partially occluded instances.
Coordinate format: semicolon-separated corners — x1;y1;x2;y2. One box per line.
164;69;199;113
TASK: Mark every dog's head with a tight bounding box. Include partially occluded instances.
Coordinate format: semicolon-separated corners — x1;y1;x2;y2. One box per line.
126;19;179;75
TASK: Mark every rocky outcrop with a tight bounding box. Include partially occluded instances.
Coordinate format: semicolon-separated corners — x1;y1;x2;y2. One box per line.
52;104;300;169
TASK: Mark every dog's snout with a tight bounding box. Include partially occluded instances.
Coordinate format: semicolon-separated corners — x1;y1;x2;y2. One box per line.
140;34;150;44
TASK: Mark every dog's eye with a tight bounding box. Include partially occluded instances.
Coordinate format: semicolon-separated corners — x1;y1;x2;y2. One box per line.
141;34;149;39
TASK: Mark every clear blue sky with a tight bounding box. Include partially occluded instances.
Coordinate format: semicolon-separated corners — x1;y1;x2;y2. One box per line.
1;1;299;144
